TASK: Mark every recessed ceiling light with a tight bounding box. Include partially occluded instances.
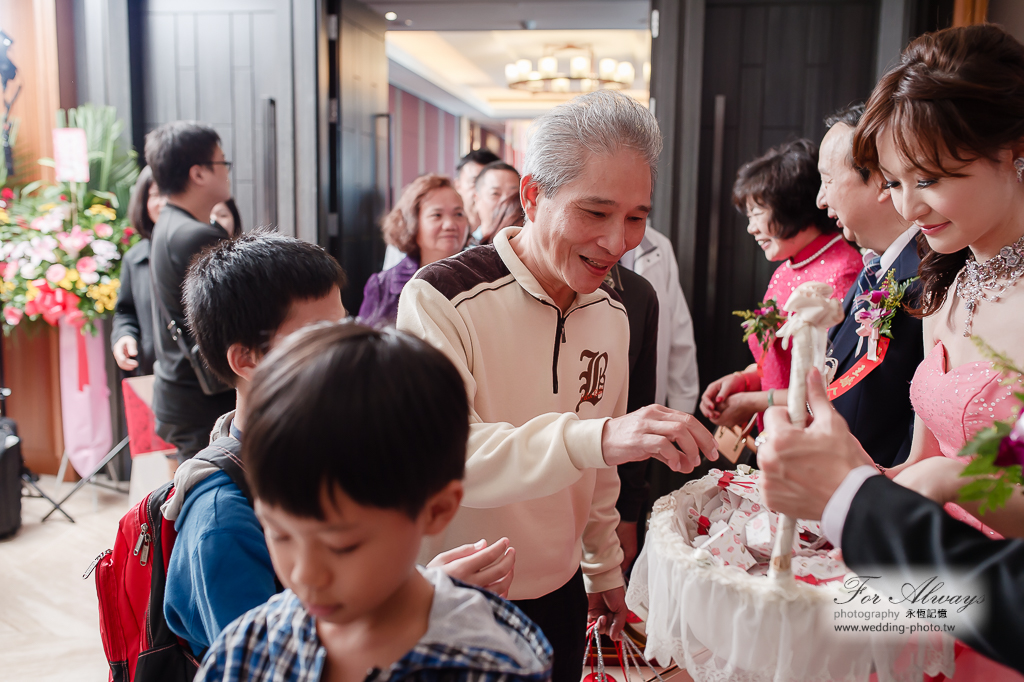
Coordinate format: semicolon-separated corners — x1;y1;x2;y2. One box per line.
384;11;397;20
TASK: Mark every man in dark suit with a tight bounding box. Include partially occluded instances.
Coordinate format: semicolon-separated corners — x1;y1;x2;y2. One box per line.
816;104;922;467
758;370;1024;675
606;263;659;572
147;122;235;462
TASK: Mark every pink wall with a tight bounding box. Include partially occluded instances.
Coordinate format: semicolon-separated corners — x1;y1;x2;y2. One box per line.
390;85;461;194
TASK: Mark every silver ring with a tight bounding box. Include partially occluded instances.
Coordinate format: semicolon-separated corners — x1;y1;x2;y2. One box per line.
753;435;767;448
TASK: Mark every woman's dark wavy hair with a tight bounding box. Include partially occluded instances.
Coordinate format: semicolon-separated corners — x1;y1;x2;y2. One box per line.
852;24;1024;317
732;139;835;240
128;165;158;240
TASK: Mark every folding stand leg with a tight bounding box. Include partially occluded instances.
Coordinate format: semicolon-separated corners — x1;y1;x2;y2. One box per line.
41;436;130;522
21;474;75;523
54;450;70;498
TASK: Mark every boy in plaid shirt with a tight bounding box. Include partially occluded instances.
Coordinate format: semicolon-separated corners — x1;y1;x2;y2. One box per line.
197;322;552;682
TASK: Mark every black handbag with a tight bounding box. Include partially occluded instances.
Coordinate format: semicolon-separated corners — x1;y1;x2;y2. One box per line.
153;292;232;396
0;417;22;539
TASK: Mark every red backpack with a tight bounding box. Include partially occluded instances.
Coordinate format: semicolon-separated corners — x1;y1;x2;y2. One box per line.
85;438;251;682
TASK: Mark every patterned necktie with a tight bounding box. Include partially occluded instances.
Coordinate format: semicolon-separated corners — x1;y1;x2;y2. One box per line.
853;255;882;311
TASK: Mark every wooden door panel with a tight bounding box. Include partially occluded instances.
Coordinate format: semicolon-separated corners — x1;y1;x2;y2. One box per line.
693;0;879;389
142;0;295;235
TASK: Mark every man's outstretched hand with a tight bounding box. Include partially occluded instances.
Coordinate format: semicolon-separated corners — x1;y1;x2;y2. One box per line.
602;405;718;473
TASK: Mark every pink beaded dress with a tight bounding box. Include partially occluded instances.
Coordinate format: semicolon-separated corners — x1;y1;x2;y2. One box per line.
749;233;862;390
910;340;1023;681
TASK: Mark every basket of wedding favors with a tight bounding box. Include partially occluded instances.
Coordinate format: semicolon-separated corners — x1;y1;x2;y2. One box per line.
626;283;955;682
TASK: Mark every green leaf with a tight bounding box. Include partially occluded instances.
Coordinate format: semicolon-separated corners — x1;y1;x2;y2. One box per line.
958;478;997;501
20;181;43;196
962;453;999;477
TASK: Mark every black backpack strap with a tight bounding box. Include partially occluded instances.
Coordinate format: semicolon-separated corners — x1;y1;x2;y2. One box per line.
142;481;201;680
193;437;252;506
192;436;283;593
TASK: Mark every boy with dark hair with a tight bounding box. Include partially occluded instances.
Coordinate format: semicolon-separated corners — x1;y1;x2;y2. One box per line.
167;231;515;659
197;322;552;682
147;120;236;462
163;230;348;657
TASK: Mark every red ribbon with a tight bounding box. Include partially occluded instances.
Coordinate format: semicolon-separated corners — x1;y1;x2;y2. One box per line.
717;470;756;491
73;317;89;391
826;336;890;401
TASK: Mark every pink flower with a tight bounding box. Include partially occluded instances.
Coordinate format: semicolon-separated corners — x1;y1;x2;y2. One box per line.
93;222;113;238
3;306;22;326
1013;408;1024;441
2;261;17;281
26;235;59;265
30;213;63;233
56;225;93;257
855;289;889;307
854;307;883;327
1;188;12;201
45;264;68;283
76;256;97;273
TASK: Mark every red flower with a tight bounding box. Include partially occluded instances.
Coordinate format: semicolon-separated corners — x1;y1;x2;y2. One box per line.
24;281;80;326
995;436;1024;468
59;194;68;202
0;188;12;201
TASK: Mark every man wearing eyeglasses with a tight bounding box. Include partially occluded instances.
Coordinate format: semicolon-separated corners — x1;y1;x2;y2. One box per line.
146;121;236;463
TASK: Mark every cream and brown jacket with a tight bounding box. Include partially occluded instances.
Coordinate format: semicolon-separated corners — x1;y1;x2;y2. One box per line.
398;226;628;600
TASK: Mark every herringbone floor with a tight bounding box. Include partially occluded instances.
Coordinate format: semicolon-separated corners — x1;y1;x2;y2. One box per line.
0;476;130;681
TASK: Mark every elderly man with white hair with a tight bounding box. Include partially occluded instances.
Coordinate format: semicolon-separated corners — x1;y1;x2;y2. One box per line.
398;90;717;680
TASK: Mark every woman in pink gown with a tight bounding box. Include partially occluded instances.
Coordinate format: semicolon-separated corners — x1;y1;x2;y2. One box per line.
700;140;862;428
853;24;1024;680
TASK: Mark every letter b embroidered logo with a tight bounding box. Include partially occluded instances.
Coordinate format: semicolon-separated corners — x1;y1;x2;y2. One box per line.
576;350;608;412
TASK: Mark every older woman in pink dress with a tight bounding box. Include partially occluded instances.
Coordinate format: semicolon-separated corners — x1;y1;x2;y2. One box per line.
852;24;1024;680
701;139;862;428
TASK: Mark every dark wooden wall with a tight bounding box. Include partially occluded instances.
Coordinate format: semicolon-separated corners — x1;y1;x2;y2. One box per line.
327;0;389;314
691;0;880;396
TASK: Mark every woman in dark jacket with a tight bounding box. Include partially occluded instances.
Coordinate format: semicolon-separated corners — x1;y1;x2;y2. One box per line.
359;174;468;327
111;166;165;375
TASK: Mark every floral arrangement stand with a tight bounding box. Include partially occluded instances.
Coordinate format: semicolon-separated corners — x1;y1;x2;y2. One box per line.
626;283;954;682
1;104;140;480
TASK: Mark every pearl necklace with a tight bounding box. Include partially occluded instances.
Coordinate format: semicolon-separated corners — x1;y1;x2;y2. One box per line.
955;234;1024;337
787;234;843;270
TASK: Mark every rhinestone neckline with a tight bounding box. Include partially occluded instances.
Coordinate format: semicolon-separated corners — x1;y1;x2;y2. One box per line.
955;234;1024;337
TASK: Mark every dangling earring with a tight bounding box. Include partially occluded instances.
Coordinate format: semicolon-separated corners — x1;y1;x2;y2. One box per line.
1015;157;1024;183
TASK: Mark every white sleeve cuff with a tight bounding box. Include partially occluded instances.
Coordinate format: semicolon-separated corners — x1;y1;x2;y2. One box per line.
821;466;881;550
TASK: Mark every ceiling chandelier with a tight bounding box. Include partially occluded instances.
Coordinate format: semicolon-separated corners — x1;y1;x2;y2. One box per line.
504;44;647;94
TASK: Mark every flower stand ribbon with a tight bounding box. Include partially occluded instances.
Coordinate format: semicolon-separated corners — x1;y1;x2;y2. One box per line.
58;317;112;477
